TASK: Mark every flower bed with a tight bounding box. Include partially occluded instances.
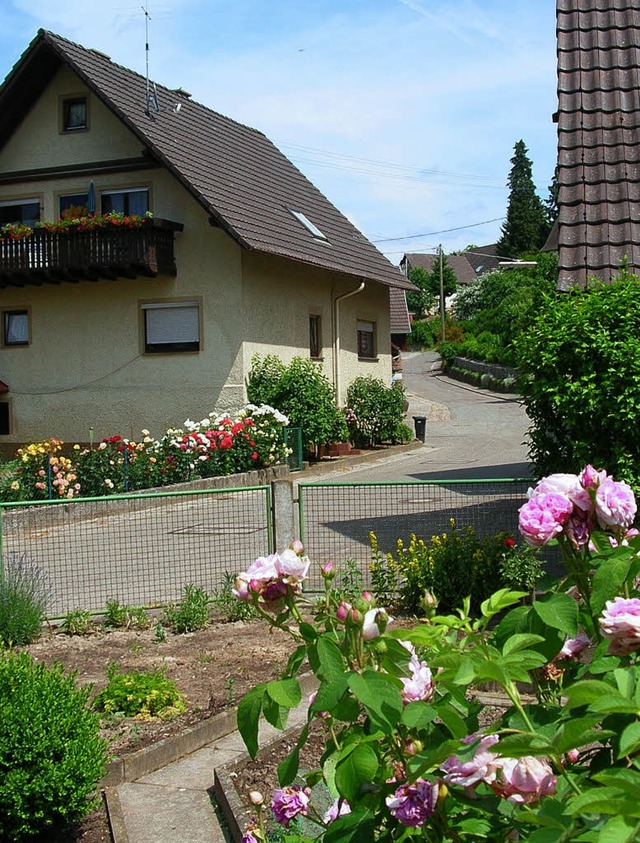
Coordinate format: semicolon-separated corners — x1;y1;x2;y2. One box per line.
0;404;290;502
230;465;640;842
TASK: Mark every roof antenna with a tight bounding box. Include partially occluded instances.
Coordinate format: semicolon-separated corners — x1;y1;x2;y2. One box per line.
143;2;159;115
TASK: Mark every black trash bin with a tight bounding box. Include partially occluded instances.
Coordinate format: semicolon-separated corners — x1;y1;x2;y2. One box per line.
413;415;427;443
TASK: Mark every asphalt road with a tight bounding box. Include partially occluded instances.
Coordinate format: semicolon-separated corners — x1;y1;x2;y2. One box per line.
305;351;533;484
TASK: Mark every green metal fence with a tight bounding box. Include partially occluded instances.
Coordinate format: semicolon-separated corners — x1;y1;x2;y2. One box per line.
0;486;273;617
298;479;532;591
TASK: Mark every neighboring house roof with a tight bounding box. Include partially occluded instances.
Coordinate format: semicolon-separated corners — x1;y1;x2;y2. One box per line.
0;30;412;291
556;0;640;290
0;380;8;393
402;247;500;286
390;288;411;334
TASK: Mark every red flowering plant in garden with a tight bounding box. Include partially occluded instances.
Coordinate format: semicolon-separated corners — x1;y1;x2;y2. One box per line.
235;466;640;842
0;404;291;502
0;212;153;241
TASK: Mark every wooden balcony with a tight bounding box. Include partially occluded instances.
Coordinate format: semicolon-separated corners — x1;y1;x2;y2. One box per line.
0;218;183;287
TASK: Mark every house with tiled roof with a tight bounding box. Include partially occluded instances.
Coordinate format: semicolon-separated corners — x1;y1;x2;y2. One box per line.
400;246;501;288
0;30;412;450
555;0;640;290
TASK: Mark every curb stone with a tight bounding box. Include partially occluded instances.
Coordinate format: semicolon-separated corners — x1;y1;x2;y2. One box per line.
104;673;318;843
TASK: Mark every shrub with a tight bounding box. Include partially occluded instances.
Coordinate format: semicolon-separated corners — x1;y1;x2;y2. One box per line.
61;609;95;636
369;522;542;615
163;583;210;633
436;340;461;365
406;319;436;349
346;377;408;448
0;553;50;646
104;599;151;631
247;355;343;456
93;663;186;719
0;652;107;841
518;270;640;490
212;574;255;622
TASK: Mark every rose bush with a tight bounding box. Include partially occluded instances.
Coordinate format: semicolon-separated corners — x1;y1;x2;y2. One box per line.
235;465;640;842
0;404;290;501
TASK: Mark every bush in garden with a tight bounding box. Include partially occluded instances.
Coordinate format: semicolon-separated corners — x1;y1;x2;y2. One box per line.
0;652;107;841
163;583;210;633
233;467;640;843
346;377;409;448
93;663;186;719
518;271;640;492
406;319;436;349
369;523;542;615
0;404;291;502
247;355;343;456
104;598;151;631
0;553;51;646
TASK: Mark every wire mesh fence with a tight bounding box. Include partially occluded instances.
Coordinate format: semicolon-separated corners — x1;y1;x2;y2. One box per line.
0;486;273;617
298;479;533;591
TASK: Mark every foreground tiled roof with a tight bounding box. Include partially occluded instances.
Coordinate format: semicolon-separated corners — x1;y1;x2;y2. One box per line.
0;30;412;291
556;0;640;289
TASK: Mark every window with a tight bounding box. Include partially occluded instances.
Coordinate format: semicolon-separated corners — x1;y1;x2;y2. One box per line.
59;193;89;219
290;209;328;241
0;199;40;227
3;310;29;346
142;301;200;354
309;315;322;359
0;403;9;435
357;320;376;359
101;189;149;216
62;97;87;131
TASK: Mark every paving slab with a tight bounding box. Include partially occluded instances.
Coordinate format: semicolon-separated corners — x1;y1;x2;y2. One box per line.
117;782;224;843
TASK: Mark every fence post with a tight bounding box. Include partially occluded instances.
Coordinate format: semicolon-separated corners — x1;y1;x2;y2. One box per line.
271;479;298;550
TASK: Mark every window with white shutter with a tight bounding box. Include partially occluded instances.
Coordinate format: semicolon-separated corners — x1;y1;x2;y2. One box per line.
141;301;200;353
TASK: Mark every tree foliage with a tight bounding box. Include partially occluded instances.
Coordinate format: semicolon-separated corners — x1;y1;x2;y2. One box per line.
407;257;457;316
497;140;551;258
517;270;640;490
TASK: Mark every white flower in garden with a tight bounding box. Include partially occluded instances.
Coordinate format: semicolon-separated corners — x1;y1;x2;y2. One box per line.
362;607;392;640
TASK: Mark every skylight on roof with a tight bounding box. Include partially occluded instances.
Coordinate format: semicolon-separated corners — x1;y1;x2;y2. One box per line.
290;210;328;241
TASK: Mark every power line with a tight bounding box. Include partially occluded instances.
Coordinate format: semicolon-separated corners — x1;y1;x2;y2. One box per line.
372;217;506;243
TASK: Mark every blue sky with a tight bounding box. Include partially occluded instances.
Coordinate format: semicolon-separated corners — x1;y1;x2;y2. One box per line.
0;0;558;262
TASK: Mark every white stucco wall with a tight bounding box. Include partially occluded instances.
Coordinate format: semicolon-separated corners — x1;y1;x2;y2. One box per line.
242;252;392;406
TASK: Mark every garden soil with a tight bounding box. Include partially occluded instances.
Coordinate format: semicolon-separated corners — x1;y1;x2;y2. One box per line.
23;616;296;843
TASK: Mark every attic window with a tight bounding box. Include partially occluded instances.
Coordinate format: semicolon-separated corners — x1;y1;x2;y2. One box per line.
62;97;87;132
290;210;328;241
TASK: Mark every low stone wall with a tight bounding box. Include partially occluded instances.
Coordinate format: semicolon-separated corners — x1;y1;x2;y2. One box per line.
445;357;519;393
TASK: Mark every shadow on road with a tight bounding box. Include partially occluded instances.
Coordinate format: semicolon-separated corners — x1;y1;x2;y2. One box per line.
407;462;534;482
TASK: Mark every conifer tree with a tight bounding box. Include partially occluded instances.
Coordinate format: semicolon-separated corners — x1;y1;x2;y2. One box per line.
497;140;551;257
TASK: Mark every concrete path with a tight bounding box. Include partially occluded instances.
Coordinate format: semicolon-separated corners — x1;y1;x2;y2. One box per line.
108;694;311;843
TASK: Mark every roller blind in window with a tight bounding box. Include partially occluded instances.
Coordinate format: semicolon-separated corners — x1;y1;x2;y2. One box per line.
142;302;199;348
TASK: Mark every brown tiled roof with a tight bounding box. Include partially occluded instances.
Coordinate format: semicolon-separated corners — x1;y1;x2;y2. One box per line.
403;252;481;285
0;30;412;291
389;287;410;334
0;380;8;393
556;0;640;289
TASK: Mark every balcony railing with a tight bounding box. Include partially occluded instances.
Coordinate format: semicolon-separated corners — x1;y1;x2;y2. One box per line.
0;218;183;287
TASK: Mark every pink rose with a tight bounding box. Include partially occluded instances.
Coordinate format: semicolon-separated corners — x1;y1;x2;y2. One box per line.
565;511;591;549
441;734;500;790
595;478;637;532
362;607;392;640
518;493;574;547
386;779;439;827
494;756;556;804
271;786;311;827
323;798;351;824
401;656;435;704
599;597;640;655
530;473;591;512
558;630;590;660
579;464;608;490
275;548;310;585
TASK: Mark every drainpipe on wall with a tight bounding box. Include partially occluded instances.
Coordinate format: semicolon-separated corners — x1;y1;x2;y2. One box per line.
333;281;365;405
